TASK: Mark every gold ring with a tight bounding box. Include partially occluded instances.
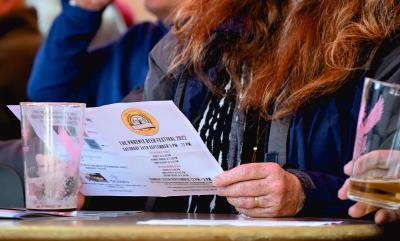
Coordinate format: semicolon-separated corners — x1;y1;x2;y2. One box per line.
254;196;260;208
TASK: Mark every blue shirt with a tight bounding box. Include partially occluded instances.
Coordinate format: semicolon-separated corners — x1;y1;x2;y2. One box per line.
28;0;168;106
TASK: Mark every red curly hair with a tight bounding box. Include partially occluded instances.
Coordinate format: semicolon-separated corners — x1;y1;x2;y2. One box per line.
170;0;400;118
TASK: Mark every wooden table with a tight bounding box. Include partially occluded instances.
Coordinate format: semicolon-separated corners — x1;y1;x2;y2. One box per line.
0;212;384;241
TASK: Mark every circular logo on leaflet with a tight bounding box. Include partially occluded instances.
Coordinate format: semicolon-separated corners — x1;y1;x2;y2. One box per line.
121;108;159;136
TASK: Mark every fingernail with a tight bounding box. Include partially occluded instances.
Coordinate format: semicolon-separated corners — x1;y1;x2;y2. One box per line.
212;176;221;186
337;189;343;199
348;206;355;217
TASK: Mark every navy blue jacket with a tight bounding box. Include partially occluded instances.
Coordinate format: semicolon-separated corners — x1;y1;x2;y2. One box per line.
28;0;168;107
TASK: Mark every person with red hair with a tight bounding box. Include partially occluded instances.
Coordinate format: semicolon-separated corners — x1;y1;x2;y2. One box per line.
139;0;400;223
2;0;399;224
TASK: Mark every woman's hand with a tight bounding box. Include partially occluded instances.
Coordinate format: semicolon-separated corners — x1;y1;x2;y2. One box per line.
214;163;305;217
69;0;113;11
338;160;400;224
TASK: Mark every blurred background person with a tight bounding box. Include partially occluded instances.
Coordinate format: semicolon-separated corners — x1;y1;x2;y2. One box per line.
27;0;181;107
0;0;42;139
26;0;128;49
